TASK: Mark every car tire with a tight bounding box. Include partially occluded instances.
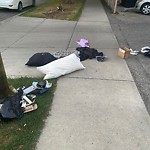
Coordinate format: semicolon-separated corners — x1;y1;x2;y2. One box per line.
141;3;150;15
18;2;23;12
32;0;36;7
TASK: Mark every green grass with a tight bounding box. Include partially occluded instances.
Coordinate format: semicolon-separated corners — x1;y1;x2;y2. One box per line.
0;77;57;150
22;0;85;21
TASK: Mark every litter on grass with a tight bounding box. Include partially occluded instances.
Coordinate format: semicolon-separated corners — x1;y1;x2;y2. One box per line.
23;80;52;95
0;80;52;121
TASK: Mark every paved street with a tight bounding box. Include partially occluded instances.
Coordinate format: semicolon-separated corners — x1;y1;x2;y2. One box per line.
104;3;150;115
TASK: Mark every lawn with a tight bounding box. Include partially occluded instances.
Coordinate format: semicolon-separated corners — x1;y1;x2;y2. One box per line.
22;0;85;21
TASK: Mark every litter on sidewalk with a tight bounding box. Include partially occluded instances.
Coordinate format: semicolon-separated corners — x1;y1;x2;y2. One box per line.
25;39;107;80
37;53;85;80
53;50;77;59
25;52;57;67
76;47;106;61
77;38;90;47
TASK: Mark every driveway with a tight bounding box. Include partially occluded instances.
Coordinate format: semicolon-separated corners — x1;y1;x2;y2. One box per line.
103;3;150;115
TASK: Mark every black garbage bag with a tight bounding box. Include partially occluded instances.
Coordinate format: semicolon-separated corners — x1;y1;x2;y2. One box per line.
0;89;24;121
144;51;150;58
25;52;57;67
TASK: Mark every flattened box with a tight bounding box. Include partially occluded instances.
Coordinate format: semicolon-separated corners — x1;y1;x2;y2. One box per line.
118;47;130;59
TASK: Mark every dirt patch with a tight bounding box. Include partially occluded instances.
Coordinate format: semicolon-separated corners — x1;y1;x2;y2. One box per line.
41;3;81;20
43;7;72;19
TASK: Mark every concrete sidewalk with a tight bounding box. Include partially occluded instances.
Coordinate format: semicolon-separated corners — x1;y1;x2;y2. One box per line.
0;0;150;149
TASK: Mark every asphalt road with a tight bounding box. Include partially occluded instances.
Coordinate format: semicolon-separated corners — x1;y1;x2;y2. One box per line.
0;8;19;21
0;0;46;22
103;3;150;115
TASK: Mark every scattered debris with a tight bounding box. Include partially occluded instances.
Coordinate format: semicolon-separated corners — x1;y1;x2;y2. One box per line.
118;47;130;59
37;53;85;80
53;50;76;59
76;47;105;61
24;103;38;113
118;46;150;58
0;80;52;121
129;48;139;56
77;38;90;47
141;46;150;54
25;52;57;67
96;55;107;62
23;80;52;95
141;46;150;57
0;89;24;121
57;4;64;12
43;4;64;18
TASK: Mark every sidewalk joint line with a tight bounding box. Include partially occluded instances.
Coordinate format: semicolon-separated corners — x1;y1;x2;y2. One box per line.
66;20;78;50
64;76;134;83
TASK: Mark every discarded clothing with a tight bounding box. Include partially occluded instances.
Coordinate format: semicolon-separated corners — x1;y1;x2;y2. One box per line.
25;52;57;67
76;47;104;61
53;50;76;59
0;89;24;121
23;80;52;95
77;38;90;47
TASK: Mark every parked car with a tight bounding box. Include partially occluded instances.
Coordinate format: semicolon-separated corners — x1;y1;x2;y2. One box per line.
135;0;150;15
0;0;36;11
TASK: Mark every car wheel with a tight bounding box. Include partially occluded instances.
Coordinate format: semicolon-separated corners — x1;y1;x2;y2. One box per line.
141;3;150;15
32;0;36;7
18;2;23;12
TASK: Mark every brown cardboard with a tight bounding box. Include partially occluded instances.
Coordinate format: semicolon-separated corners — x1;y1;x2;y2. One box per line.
118;47;130;59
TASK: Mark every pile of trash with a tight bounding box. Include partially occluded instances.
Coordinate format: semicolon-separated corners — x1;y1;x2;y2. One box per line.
25;38;107;80
129;46;150;56
0;80;52;121
0;38;107;121
140;46;150;57
118;46;150;59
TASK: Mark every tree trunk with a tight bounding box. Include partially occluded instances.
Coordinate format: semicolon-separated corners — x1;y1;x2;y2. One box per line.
0;53;13;99
64;0;74;4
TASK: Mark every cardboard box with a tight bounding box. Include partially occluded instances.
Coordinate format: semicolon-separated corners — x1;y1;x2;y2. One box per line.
118;47;130;59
